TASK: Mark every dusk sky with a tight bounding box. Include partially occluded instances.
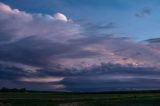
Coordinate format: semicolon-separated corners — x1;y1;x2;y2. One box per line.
1;0;160;91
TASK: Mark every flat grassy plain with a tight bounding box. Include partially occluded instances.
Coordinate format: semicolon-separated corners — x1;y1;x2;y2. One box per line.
1;91;160;106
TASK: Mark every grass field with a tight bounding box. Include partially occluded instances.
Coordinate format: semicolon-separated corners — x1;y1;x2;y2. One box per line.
1;92;160;106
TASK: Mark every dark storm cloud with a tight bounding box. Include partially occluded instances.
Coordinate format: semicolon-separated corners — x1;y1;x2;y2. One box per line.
1;62;160;91
146;38;160;43
1;2;160;68
0;63;37;80
0;36;75;66
1;2;160;91
59;64;160;91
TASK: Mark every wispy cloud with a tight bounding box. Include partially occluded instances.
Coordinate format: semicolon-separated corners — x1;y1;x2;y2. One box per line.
135;7;152;18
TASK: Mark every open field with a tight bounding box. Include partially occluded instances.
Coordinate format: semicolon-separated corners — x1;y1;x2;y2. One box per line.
1;92;160;106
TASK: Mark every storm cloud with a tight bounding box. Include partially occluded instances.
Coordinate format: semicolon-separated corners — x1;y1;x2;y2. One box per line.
1;2;160;91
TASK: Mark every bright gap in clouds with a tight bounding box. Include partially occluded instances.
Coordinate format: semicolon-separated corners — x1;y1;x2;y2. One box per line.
18;77;64;83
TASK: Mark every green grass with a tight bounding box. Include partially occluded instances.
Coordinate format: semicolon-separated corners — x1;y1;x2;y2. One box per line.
1;92;160;106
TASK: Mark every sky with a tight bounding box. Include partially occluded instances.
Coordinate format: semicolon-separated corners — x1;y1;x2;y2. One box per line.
0;0;160;91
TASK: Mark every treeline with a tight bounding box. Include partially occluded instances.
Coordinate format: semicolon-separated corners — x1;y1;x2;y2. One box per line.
0;87;27;92
1;87;160;94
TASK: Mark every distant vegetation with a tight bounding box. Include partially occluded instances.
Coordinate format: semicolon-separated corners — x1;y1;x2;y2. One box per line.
0;87;27;92
1;87;160;94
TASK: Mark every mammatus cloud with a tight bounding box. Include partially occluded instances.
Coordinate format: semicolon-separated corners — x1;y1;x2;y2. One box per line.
1;2;160;91
135;7;152;18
